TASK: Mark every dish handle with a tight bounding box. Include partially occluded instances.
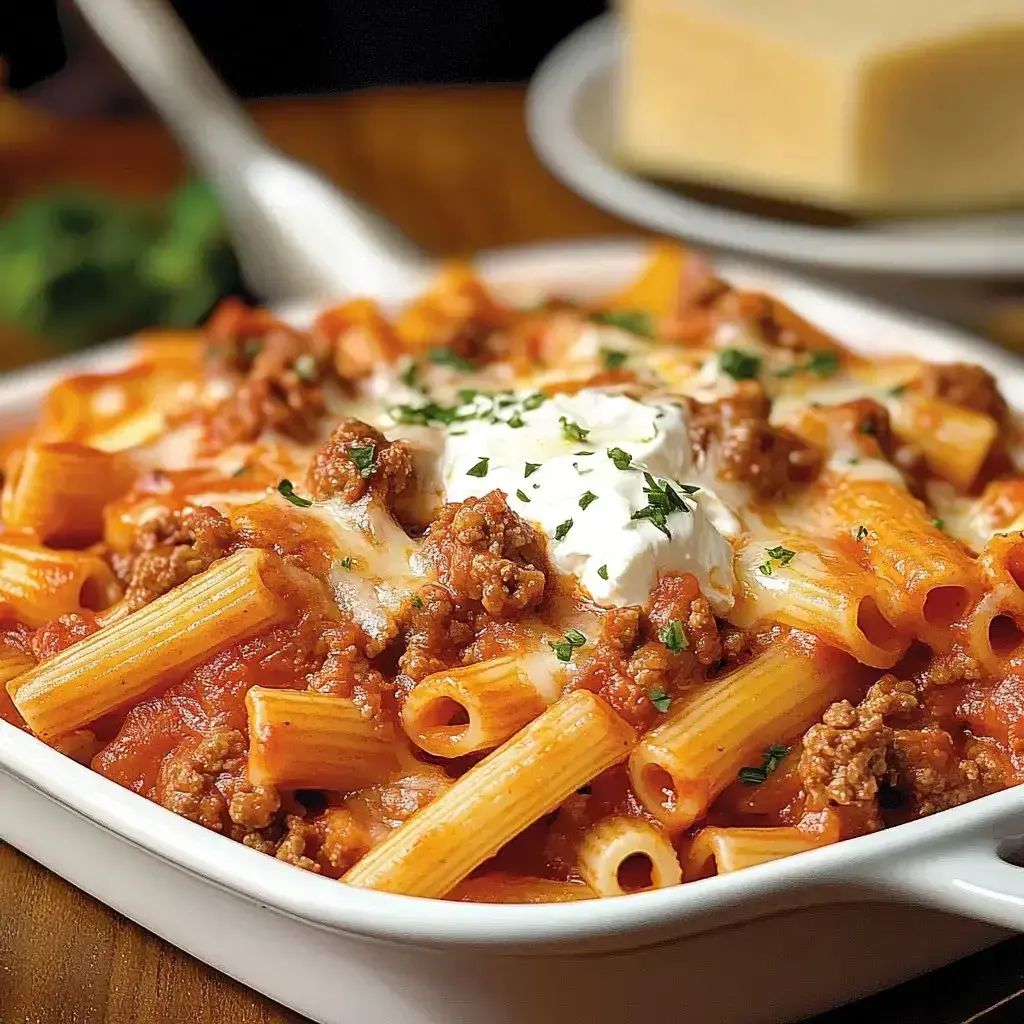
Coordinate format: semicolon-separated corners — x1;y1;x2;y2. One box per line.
860;831;1024;933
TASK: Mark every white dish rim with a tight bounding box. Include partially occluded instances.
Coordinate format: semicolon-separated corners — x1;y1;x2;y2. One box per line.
3;236;1024;951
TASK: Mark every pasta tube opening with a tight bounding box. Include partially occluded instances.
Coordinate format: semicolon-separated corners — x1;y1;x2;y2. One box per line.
577;816;681;897
922;585;972;629
400;655;549;758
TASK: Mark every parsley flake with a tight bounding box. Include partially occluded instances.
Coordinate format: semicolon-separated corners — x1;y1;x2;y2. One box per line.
589;310;655;338
739;744;789;785
466;457;490;478
889;384;908;397
758;545;796;576
522;393;547;411
554;519;574;541
659;620;689;653
601;348;628;370
277;479;313;508
648;687;672;713
516;489;531;503
597;564;609;580
348;444;377;478
630;474;693;538
855;525;869;541
549;628;588;662
524;462;541;478
400;360;421;388
719;348;762;381
607;447;633;471
560;417;590;443
777;351;839;379
411;595;424;608
339;556;353;571
507;410;525;429
859;419;878;436
933;518;946;531
578;490;599;510
428;348;475;371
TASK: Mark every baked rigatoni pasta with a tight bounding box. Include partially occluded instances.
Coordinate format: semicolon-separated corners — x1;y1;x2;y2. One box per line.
344;690;634;898
10;549;290;739
0;242;1022;902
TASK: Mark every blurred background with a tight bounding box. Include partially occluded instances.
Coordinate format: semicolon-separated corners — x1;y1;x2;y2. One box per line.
2;0;1024;361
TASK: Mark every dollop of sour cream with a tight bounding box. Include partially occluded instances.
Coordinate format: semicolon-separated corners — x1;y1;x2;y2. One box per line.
433;389;737;611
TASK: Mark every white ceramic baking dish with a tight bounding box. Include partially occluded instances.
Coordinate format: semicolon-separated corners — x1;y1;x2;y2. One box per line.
3;239;1024;1024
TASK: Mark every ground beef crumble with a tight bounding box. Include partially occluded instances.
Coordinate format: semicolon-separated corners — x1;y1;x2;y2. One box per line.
575;574;723;729
306;417;414;510
687;382;821;498
396;583;476;687
114;506;235;612
155;727;279;836
800;676;918;824
203;318;332;448
306;619;388;718
420;491;547;619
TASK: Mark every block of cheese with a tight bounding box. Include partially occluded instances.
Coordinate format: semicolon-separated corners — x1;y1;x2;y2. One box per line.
617;0;1024;213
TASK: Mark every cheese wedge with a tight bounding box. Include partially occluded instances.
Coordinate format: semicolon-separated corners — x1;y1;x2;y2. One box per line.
618;0;1024;213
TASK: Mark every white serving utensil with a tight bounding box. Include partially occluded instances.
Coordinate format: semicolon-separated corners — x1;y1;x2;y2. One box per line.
74;0;431;304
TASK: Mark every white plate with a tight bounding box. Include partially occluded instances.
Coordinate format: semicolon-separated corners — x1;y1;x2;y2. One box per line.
526;16;1024;279
5;239;1024;1024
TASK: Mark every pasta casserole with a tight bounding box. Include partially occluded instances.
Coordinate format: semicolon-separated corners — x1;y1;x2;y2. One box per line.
2;244;1022;903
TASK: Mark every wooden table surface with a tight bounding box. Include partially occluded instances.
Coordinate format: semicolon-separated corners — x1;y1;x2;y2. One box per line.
0;85;1020;1024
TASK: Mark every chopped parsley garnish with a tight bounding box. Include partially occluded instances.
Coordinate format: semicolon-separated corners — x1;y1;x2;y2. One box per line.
648;687;672;713
348;443;377;478
738;744;789;785
560;417;590;443
428;348;476;371
630;474;693;538
507;410;525;429
411;595;424;608
597;564;609;580
549;628;588;662
524;462;542;478
516;489;531;503
457;387;479;403
601;348;628;370
855;525;869;541
777;351;840;379
578;490;599;510
277;479;313;508
390;400;465;426
292;353;319;382
889;384;908;397
719;348;762;381
400;360;421;388
859;419;878;436
339;556;353;570
933;518;946;531
522;392;547;411
806;351;840;377
554;518;574;541
659;620;689;653
758;545;796;576
466;457;490;478
607;447;633;470
589;310;655;339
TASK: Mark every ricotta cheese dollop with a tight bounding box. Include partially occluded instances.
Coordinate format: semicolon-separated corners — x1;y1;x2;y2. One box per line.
434;388;737;611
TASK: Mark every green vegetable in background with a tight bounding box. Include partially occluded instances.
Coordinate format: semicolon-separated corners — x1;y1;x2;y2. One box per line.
0;181;242;349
